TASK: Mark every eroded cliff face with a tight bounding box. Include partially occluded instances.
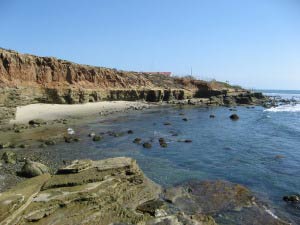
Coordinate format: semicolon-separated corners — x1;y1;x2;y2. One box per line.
0;48;263;124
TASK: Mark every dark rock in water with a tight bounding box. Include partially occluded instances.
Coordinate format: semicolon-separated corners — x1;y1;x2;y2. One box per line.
164;180;289;225
143;142;152;149
1;150;17;164
159;138;168;148
39;143;47;148
93;135;102;142
28;119;45;126
133;138;142;144
275;155;285;159
44;140;56;146
21;159;49;177
108;131;125;137
64;136;73;143
137;199;166;216
164;122;171;126
159;138;165;143
9;143;16;148
209;115;215;118
19;144;29;148
230;114;239;120
73;137;80;142
0;142;11;149
88;132;96;137
127;130;133;134
64;136;79;143
182;118;188;121
113;132;125;137
160;142;168;148
184;139;192;143
283;195;300;203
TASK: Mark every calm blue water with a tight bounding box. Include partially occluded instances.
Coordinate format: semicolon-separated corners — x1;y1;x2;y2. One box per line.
45;90;300;223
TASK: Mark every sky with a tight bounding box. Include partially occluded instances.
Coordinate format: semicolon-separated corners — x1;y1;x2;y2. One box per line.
1;0;300;90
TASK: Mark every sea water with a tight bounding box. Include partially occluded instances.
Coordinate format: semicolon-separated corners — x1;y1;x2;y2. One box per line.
44;90;300;223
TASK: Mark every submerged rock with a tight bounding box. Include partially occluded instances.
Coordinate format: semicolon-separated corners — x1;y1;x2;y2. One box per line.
159;138;168;148
230;114;240;120
143;142;152;149
133;138;142;144
209;114;215;118
93;135;102;141
137;200;166;216
1;150;17;164
21;159;50;177
163;180;289;225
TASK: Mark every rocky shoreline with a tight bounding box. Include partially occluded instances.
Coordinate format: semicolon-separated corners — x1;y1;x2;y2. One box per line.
0;157;290;225
0;48;295;224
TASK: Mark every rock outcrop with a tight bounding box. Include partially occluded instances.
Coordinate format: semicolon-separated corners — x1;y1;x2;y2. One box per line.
0;157;161;225
0;157;290;225
163;180;290;225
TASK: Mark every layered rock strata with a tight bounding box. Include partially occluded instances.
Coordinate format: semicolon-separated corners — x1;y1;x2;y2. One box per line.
0;48;266;124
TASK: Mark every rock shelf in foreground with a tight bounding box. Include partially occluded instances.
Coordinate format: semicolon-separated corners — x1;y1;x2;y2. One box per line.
0;157;289;225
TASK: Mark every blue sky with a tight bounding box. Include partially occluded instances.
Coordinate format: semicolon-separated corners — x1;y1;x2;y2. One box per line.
1;0;300;89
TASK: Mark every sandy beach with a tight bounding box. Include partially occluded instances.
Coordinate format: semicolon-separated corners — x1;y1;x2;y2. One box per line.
10;101;150;124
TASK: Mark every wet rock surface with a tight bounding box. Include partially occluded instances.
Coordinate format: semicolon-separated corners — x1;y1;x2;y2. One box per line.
163;180;290;225
0;157;292;225
20;159;50;178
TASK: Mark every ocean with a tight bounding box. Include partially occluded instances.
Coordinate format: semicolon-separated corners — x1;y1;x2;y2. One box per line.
40;90;300;224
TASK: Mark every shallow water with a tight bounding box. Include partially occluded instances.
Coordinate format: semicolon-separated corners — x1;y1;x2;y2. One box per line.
38;102;300;223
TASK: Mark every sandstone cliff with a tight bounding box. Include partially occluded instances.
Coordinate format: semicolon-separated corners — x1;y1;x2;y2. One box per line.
0;48;265;124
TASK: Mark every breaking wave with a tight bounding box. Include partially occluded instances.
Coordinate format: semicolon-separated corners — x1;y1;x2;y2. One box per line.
264;104;300;112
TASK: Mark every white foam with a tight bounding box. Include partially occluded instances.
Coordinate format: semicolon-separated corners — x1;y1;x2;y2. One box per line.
264;104;300;112
263;206;279;220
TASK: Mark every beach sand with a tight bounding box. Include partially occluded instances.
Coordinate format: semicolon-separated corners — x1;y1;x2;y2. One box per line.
10;101;150;124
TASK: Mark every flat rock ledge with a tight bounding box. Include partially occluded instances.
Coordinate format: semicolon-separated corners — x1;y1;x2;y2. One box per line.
0;157;290;225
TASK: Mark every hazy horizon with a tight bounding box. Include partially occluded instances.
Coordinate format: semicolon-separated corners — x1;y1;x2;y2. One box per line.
1;0;300;90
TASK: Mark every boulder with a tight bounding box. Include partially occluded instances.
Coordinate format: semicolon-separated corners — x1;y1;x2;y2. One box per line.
133;138;142;144
28;119;45;126
93;135;102;141
88;132;96;137
1;150;17;164
0;142;11;149
21;159;50;177
230;114;239;120
283;195;300;203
